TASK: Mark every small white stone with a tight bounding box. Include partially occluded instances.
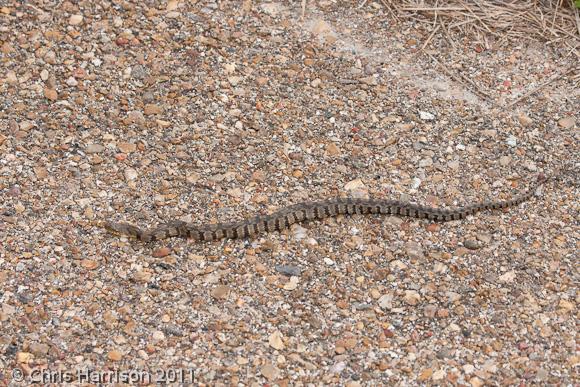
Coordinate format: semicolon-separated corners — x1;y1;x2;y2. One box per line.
124;168;138;181
330;361;346;373
292;225;308;241
410;178;421;189
323;258;335;266
419;111;435;121
378;293;393;309
283;276;299;291
506;136;517;147
433;369;446;380
152;330;165;341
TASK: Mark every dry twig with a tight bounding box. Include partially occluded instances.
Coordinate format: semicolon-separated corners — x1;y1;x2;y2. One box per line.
505;67;578;108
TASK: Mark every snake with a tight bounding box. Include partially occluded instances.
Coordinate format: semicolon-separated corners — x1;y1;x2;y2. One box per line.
104;174;552;243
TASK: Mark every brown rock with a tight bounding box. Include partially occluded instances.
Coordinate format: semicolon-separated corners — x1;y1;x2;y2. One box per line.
251;170;266;182
107;350;123;361
117;142;136;153
558;116;575;129
211;285;230;299
152;247;171;258
418;368;433;381
261;363;280;381
29;342;49;357
403;290;421;305
81;259;99;270
44;88;58;101
326;142;341;156
16;352;32;363
144;104;163;115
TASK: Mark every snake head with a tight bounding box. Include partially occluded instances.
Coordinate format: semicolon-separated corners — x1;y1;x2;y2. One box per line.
103;221;142;239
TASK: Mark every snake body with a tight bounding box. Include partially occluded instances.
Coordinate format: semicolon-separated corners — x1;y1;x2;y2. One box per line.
104;175;549;242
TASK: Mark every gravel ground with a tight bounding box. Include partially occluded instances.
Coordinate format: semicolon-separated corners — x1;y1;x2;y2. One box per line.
1;1;578;385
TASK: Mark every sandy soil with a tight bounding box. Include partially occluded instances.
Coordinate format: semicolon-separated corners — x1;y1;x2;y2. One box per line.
1;1;578;385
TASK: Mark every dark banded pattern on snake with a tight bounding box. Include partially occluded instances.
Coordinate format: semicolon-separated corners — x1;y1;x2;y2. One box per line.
104;175;548;243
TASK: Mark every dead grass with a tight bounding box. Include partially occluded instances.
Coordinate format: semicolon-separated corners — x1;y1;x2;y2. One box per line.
382;0;580;56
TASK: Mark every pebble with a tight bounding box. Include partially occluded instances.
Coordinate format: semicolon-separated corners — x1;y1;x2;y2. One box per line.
152;247;171;258
260;363;280;381
275;264;301;276
499;155;511;166
107;350;123;361
405;241;424;259
326;142;341;156
66;76;78;86
524;160;537;171
446;292;461;303
144;104;163;115
518;113;533;126
419;111;435;121
506;136;517;147
211;285;230;299
498;270;516;283
19;121;35;131
292;225;308;241
344;178;366;192
124;167;138;181
6;70;17;84
330;361;346;373
152;330;165;341
86;144;105;154
29;342;49;357
283;276;299;291
423;304;437;318
403;290;421;306
476;232;492;243
463;239;480;250
69;14;83;25
16;352;32;363
268;331;285;350
81;259;99;270
432;369;446;380
558;116;575;128
378;294;393;309
448;160;460;170
118;142;137;153
359;75;377;85
44;87;58;100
